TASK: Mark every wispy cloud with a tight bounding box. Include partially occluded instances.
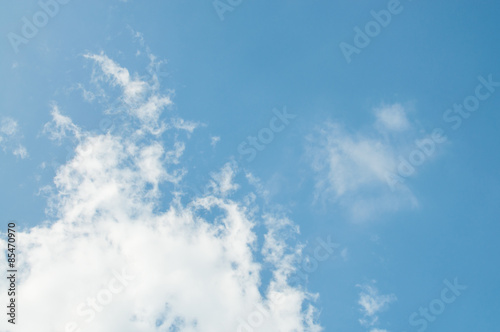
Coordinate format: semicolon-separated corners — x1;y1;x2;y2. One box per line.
1;117;18;136
357;282;396;329
84;52;173;135
374;104;410;132
210;136;220;148
0;117;28;159
306;103;435;221
43;105;83;142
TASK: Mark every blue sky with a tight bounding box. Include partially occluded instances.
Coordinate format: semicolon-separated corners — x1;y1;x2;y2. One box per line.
1;0;500;331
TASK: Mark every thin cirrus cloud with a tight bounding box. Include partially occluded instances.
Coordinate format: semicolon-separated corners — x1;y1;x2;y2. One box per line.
0;52;323;332
305;103;434;221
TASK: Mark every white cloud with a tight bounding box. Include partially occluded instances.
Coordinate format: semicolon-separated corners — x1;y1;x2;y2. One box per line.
77;83;97;102
208;161;240;196
43;105;83;142
357;283;396;328
85;53;147;104
1;117;19;136
306;104;423;221
210;136;220;148
13;145;28;159
0;52;322;332
84;53;173;135
245;172;271;201
375;104;410;132
0;117;28;158
169;118;201;133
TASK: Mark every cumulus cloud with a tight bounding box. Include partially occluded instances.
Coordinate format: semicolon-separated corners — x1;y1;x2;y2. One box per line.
0;117;28;158
306;104;434;221
0;52;321;332
357;283;396;328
